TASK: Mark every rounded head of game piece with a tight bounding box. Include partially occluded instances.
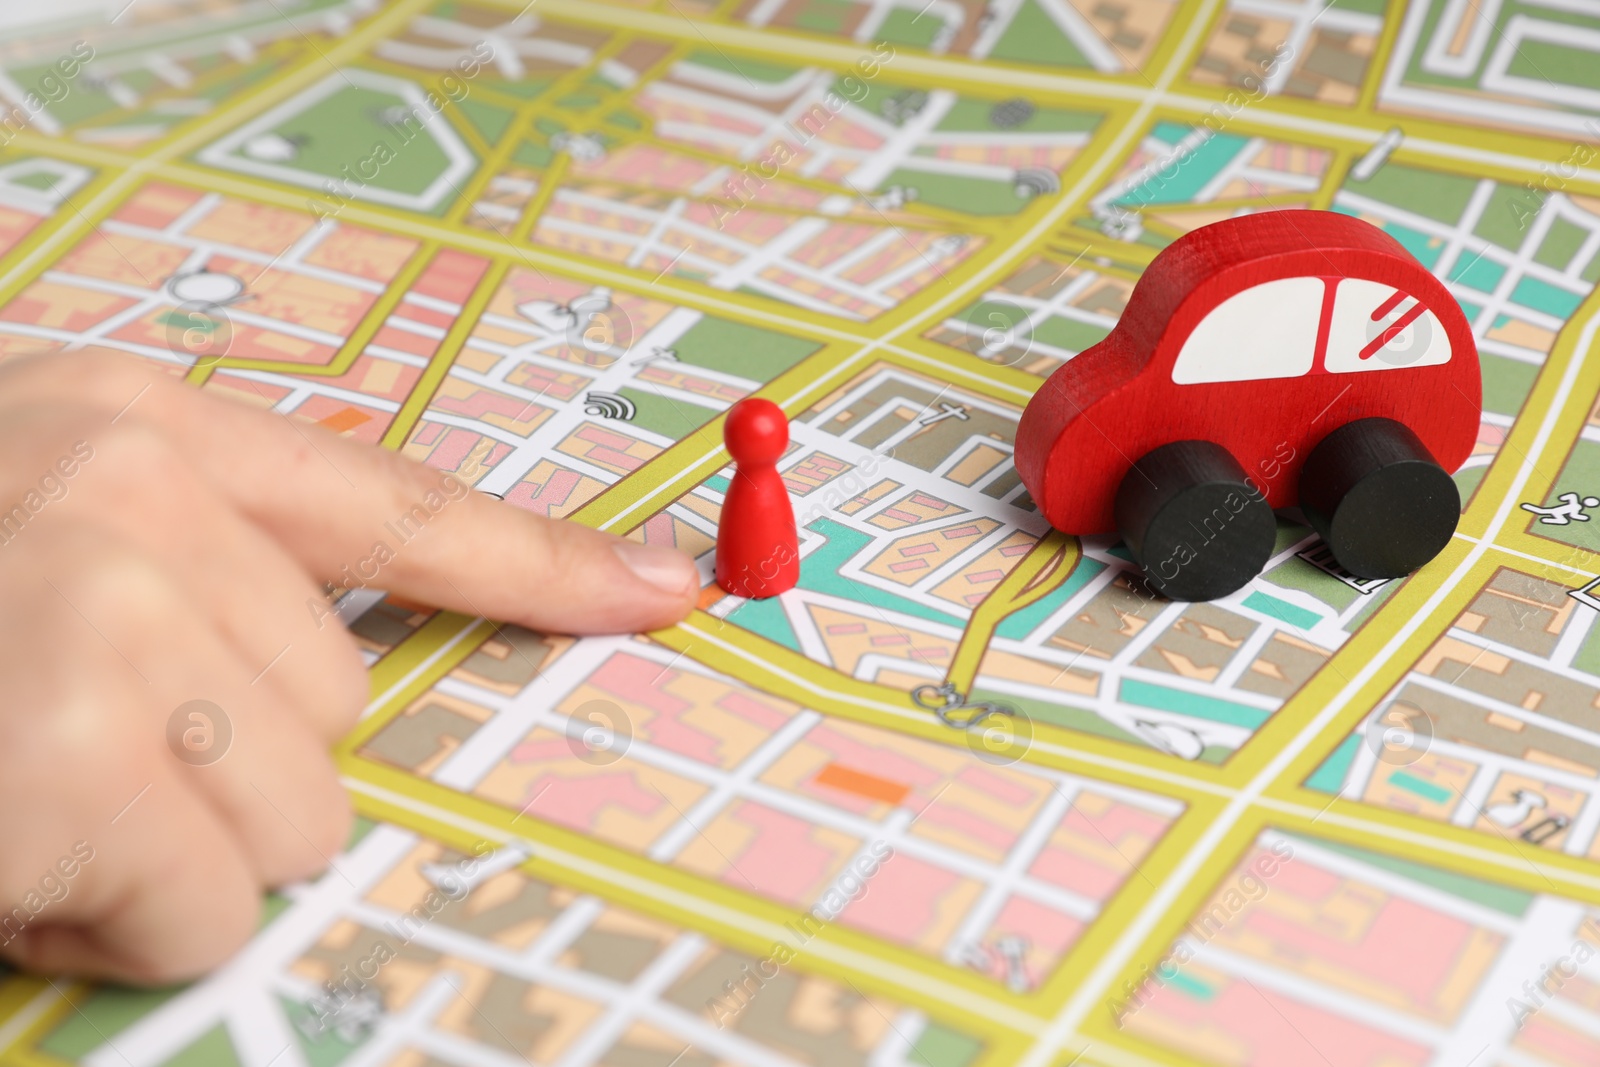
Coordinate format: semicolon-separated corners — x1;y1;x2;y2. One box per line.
724;398;788;465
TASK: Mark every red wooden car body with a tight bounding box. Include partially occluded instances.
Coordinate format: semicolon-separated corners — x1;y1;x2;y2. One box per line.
1016;210;1482;534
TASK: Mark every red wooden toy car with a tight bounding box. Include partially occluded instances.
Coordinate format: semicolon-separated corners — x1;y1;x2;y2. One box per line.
1016;210;1481;601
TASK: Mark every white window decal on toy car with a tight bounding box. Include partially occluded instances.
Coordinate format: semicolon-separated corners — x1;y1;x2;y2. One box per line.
1324;278;1451;373
1172;276;1324;384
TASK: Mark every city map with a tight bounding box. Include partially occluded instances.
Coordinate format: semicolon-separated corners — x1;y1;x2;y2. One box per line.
1;0;1600;1064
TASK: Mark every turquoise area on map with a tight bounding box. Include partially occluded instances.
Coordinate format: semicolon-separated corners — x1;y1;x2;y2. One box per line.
796;520;963;627
1449;255;1506;293
726;519;965;650
1242;591;1321;630
996;556;1107;640
1306;734;1361;794
1382;223;1444;270
1512;275;1584;318
1167;969;1216;1001
1388;769;1453;804
727;596;802;652
1118;678;1269;729
1149;120;1193;144
1115;129;1251;207
1332;203;1446;269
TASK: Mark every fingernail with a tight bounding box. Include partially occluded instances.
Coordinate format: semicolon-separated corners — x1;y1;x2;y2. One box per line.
613;542;697;597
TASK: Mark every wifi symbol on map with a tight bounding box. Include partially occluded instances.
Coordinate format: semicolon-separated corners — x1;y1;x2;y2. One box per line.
584;391;636;421
1013;168;1061;200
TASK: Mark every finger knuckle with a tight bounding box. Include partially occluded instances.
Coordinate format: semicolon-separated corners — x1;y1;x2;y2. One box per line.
68;423;207;521
68;546;182;633
88;420;181;480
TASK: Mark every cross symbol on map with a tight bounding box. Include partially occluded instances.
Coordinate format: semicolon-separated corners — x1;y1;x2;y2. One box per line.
919;402;970;426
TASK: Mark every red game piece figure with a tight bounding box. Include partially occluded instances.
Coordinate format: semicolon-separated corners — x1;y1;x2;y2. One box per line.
1016;210;1481;601
716;398;800;599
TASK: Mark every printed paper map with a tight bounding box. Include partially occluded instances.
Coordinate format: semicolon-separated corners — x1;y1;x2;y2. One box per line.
3;0;1600;1065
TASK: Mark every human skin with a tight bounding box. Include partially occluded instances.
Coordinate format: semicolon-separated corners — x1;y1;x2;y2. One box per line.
0;349;698;984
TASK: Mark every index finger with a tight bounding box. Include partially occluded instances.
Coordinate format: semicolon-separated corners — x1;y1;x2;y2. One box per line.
3;351;701;635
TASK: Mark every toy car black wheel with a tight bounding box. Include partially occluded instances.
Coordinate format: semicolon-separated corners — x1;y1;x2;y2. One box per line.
1114;440;1277;601
1299;416;1460;579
